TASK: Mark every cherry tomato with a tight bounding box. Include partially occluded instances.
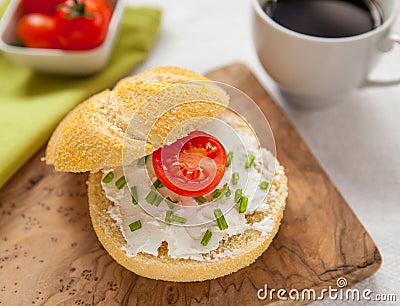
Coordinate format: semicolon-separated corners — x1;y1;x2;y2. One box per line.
87;0;112;23
17;13;59;49
152;131;227;197
22;0;65;15
55;0;113;50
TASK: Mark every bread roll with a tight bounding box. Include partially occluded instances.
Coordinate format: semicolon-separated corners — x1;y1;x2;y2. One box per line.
45;67;229;173
45;66;288;282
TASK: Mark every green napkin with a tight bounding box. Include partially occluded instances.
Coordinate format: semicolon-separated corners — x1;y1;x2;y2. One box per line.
0;3;161;189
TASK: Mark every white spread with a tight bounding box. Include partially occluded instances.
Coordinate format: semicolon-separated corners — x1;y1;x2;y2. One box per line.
101;122;279;261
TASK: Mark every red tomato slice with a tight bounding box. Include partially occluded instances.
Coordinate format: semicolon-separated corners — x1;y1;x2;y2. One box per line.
152;131;227;197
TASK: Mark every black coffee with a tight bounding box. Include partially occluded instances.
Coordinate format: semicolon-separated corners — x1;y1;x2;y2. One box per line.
263;0;383;38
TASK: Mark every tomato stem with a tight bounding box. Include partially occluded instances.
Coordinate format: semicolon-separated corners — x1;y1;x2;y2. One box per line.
61;0;95;19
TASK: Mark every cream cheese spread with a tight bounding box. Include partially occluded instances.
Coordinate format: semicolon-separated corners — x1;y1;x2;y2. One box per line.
101;123;281;261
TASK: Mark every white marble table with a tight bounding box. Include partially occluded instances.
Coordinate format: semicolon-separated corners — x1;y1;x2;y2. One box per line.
133;0;400;304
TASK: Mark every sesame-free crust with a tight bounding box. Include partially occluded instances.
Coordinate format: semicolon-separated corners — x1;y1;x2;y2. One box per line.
45;66;230;173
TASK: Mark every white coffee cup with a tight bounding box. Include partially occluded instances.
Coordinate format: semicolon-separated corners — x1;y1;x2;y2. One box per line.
251;0;400;107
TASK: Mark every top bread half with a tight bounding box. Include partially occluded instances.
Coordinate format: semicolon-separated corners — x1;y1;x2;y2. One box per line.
45;67;230;173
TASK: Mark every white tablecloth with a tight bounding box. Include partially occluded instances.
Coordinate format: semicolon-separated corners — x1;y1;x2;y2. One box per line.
133;0;400;304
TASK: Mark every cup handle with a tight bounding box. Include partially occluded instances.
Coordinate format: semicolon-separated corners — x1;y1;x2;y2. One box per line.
362;34;400;87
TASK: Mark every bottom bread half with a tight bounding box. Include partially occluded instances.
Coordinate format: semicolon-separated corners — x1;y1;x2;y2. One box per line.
87;165;287;282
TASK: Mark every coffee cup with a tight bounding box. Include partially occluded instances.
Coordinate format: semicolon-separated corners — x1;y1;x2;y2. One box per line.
251;0;400;107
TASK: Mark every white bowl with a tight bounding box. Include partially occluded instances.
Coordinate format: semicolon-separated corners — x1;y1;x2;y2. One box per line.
0;0;125;75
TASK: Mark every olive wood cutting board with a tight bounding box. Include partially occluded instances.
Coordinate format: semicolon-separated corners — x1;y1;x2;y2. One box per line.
0;63;381;305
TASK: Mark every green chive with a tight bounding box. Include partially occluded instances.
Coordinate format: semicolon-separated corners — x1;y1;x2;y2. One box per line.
214;208;223;218
152;178;164;189
170;214;187;224
115;176;127;189
145;190;156;204
245;153;255;168
226;151;233;167
102;172;114;183
225;186;231;197
259;181;269;190
129;220;142;232
153;196;163;206
165;197;178;209
211;189;223;200
137;156;147;166
145;190;163;206
211;183;229;201
234;189;242;203
214;208;228;230
131;186;138;205
153;195;163;206
201;230;212;246
165;210;173;224
194;196;207;204
232;172;239;185
239;196;248;213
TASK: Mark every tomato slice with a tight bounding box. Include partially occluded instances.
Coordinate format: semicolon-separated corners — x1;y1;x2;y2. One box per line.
152;131;227;197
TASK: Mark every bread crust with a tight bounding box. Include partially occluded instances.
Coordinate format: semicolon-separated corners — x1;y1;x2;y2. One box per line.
45;67;229;173
88;163;287;282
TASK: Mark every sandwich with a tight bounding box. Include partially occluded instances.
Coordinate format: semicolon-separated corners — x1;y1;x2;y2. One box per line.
45;66;288;282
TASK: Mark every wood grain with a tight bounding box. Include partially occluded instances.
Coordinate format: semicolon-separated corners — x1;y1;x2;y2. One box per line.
0;63;381;305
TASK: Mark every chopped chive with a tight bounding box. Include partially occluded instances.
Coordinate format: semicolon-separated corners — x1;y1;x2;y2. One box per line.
239;196;248;213
102;172;114;183
137;156;147;166
259;181;269;190
211;183;229;201
214;208;223;219
194;196;207;204
165;210;173;224
165;197;178;209
232;172;239;185
129;220;142;232
214;208;228;230
152;178;164;189
170;214;187;224
153;195;163;206
145;190;163;206
245;153;255;168
225;186;231;197
211;189;223;200
145;190;156;204
165;211;186;224
201;230;212;246
131;186;138;205
234;189;242;203
115;176;127;189
226;151;233;167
